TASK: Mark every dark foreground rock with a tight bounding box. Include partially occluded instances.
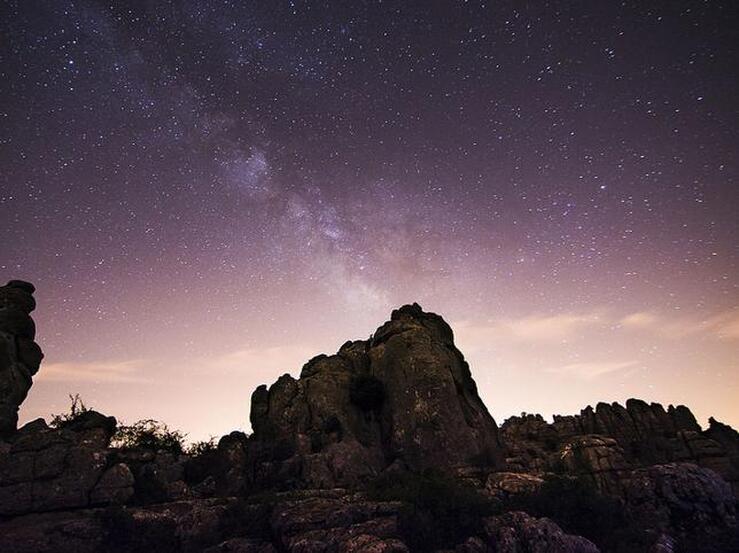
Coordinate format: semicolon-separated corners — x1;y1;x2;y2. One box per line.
481;511;600;553
0;490;612;553
0;413;128;516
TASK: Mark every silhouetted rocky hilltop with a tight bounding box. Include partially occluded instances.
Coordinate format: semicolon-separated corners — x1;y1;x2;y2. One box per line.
0;282;737;552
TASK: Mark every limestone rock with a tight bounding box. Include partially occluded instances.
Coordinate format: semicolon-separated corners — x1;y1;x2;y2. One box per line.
90;463;135;505
704;417;739;495
0;280;43;438
623;463;736;534
500;400;739;496
115;448;189;504
484;472;544;499
248;303;504;488
483;511;601;553
270;492;406;552
0;412;119;515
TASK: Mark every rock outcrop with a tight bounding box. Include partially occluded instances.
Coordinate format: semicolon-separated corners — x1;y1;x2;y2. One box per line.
501;399;739;496
623;463;736;537
247;303;504;489
0;280;43;438
0;413;131;516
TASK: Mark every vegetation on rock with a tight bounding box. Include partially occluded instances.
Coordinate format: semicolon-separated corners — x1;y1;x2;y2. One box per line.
112;419;185;454
49;393;91;428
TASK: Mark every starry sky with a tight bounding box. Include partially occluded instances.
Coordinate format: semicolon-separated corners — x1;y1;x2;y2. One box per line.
2;1;738;442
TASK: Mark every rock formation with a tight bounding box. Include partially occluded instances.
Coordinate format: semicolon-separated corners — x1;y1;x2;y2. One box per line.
0;280;43;438
0;413;131;516
501;399;739;496
247;303;504;489
1;288;738;553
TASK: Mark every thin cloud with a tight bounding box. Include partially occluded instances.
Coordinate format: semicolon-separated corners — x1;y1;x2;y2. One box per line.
454;312;602;345
546;360;639;380
709;311;739;340
39;360;148;383
620;309;739;340
199;344;318;375
620;312;659;329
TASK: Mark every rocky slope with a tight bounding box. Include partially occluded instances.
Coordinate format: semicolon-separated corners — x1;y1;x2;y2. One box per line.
0;282;737;552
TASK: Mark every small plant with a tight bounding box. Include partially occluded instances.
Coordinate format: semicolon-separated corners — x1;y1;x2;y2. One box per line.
50;393;91;428
112;419;185;454
349;374;385;412
187;437;218;457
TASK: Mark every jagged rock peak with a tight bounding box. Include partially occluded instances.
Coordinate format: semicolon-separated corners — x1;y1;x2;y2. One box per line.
0;280;44;439
373;301;455;346
248;303;504;488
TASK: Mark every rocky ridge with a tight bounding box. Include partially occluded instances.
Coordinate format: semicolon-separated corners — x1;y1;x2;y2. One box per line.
500;398;739;496
0;283;737;552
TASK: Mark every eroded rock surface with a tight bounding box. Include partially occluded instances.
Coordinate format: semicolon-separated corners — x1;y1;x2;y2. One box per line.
623;463;737;536
0;280;43;438
501;400;739;496
0;412;130;516
248;303;505;489
481;511;601;553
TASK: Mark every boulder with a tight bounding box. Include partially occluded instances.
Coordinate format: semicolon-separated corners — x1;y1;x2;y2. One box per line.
623;463;736;534
482;511;600;553
484;472;544;499
0;412;122;515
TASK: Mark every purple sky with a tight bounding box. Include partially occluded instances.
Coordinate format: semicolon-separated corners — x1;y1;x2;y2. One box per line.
2;1;737;441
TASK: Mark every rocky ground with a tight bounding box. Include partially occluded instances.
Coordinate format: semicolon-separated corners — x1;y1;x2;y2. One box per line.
1;281;737;552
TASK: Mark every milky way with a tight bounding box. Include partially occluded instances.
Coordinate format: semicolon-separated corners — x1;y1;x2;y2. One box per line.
2;1;737;441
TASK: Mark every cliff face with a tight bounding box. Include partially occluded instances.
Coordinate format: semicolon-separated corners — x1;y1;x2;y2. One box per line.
248;303;504;489
0;280;43;438
1;287;737;553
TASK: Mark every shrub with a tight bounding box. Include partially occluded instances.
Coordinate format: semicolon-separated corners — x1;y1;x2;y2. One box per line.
366;469;497;551
112;419;185;454
349;374;385;412
49;393;91;428
187;437;218;457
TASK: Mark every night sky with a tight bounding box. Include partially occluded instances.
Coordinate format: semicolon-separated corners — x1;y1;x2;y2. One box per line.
2;1;738;441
